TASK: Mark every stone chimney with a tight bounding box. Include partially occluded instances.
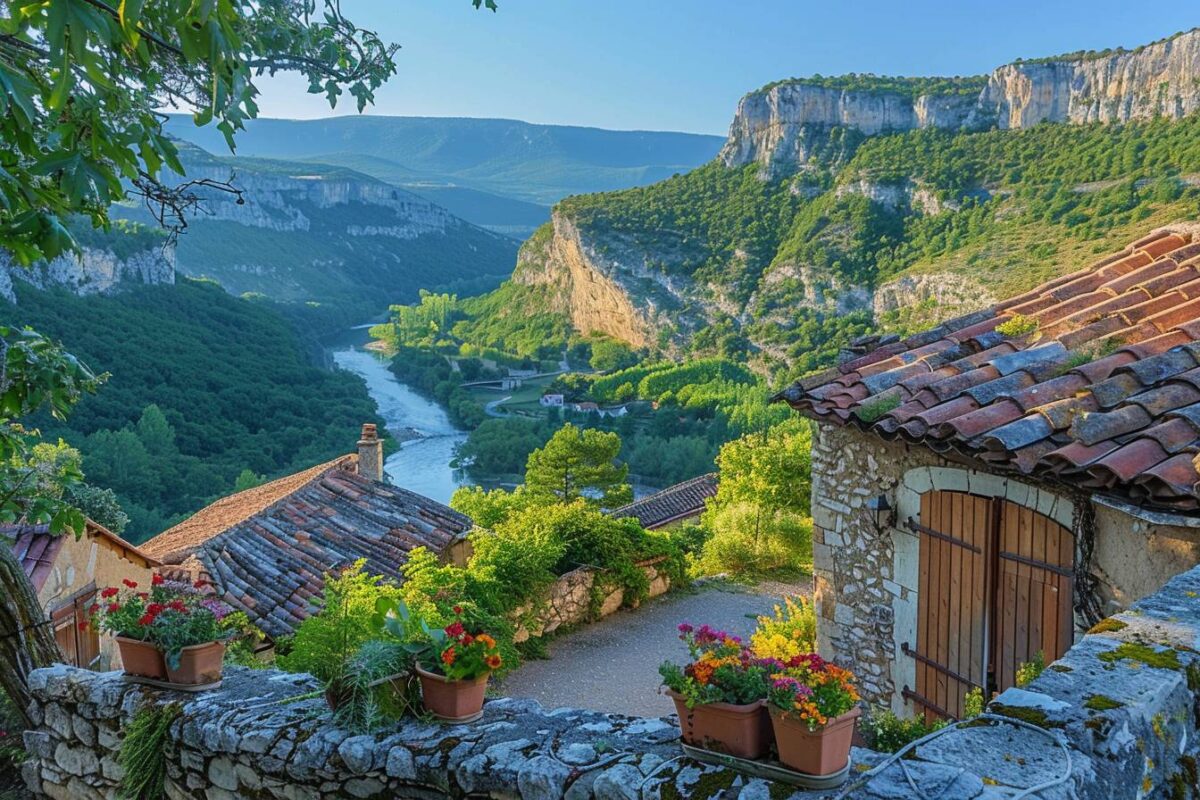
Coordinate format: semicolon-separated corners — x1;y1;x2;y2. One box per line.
356;423;384;483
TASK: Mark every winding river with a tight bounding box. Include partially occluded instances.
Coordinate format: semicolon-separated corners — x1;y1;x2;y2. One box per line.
330;339;469;505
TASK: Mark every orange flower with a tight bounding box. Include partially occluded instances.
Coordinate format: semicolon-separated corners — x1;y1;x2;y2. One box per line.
485;654;502;670
477;634;496;649
441;646;456;666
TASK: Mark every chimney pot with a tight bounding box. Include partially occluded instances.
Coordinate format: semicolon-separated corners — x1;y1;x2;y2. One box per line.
357;423;384;483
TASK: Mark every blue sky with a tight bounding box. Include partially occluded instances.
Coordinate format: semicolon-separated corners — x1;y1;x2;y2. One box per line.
251;1;1199;135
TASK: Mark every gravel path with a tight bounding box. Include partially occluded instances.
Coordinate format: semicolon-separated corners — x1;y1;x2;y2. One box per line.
496;579;810;718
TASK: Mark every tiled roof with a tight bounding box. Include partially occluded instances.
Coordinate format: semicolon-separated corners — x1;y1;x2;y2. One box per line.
777;227;1200;512
140;458;474;637
612;473;718;529
1;524;66;592
0;521;160;592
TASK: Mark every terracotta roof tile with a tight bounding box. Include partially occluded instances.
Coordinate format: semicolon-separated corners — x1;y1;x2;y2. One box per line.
779;227;1200;511
612;473;717;530
140;457;474;638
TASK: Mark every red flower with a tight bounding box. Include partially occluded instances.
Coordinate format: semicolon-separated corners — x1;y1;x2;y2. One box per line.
122;579;138;589
441;646;456;666
88;603;100;614
107;604;120;613
146;603;165;615
461;634;474;646
152;574;164;586
168;600;187;612
77;621;89;631
137;613;155;626
101;587;118;599
444;621;465;639
453;605;463;615
137;592;149;600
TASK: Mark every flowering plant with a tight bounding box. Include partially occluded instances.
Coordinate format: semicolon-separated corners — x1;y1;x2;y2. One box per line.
766;652;859;730
85;576;234;667
424;606;503;681
659;623;776;708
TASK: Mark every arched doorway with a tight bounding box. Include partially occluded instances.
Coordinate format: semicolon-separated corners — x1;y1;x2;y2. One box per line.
904;490;1074;720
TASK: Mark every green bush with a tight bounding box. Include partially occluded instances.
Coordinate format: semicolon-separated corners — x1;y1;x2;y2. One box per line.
695;502;812;577
860;708;947;753
276;561;403;682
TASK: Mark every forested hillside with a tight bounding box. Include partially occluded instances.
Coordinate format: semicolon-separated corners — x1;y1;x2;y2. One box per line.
5;280;381;541
457;102;1200;382
113;145;519;324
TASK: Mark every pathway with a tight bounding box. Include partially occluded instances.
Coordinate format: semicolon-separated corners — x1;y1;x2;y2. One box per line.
496;579;810;718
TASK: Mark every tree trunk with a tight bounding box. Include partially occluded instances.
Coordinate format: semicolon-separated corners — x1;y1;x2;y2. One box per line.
0;541;62;728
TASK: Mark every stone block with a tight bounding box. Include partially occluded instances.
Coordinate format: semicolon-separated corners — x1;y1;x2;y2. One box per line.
517;755;572;800
53;742;99;777
904;467;933;495
928;466;967;492
208;756;239;791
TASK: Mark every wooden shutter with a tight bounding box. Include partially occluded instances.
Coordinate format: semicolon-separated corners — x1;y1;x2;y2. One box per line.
994;500;1074;693
906;491;1076;720
49;587;100;669
908;490;992;721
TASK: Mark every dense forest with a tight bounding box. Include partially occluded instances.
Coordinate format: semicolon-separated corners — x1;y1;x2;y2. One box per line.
6;280;381;541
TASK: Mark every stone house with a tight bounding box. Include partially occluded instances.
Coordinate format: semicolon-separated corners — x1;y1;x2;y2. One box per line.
612;473;718;530
1;520;160;670
777;227;1200;719
139;424;475;639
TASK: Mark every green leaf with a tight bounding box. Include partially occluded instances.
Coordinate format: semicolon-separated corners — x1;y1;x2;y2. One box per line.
118;0;146;36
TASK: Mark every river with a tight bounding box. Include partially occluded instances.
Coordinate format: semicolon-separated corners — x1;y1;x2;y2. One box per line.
329;339;470;505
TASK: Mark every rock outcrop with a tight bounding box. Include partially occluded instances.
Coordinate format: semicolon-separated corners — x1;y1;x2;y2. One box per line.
723;29;1200;171
0;242;175;303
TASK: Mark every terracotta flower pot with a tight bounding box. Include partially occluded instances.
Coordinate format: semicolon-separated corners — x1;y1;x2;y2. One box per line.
769;706;861;776
115;637;168;680
666;689;772;759
165;641;225;686
415;664;488;721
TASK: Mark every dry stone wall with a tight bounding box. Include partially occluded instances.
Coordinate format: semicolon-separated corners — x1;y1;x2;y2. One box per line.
22;562;1200;799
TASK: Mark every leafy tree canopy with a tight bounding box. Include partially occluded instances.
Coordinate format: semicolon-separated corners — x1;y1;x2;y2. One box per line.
0;0;494;264
523;423;632;509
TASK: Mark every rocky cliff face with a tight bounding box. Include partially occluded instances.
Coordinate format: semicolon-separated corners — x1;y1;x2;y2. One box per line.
723;29;1200;170
512;214;699;349
0;243;175;303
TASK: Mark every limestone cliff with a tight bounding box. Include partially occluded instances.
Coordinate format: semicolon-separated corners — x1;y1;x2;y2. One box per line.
723;29;1200;171
0;240;175;303
511;214;694;349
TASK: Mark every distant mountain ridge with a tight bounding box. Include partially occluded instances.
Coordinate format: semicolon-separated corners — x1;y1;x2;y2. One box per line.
112;143;518;320
724;28;1200;173
457;27;1200;378
161;115;725;230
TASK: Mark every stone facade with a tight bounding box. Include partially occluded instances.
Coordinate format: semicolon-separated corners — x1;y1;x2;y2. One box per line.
811;423;1200;715
513;559;672;643
22;564;1200;799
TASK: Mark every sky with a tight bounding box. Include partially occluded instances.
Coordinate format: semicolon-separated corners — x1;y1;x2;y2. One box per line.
250;1;1200;135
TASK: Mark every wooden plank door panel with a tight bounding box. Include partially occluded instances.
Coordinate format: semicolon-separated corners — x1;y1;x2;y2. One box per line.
912;490;991;721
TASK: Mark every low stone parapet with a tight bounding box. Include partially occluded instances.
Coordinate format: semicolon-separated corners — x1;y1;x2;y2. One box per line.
20;563;1200;799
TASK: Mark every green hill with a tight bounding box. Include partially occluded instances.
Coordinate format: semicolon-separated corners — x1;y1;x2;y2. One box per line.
6;279;382;542
161;115;724;206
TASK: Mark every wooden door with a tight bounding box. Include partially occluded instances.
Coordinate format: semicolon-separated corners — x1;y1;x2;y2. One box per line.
50;588;100;669
993;500;1074;693
909;491;993;720
908;490;1074;720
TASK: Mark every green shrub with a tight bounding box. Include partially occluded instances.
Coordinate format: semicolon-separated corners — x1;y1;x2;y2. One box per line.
696;502;811;577
118;704;181;800
860;708;947;753
276;561;403;682
1016;651;1046;687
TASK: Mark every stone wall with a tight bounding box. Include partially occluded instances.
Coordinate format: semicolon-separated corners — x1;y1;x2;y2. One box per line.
810;422;1200;714
21;564;1200;799
513;558;671;643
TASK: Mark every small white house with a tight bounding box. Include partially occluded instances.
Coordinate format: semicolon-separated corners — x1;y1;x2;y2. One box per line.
540;393;565;407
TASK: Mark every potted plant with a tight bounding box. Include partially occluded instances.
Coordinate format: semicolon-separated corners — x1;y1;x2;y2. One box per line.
87;576;233;686
86;579;167;679
658;623;775;759
410;607;502;721
765;653;860;776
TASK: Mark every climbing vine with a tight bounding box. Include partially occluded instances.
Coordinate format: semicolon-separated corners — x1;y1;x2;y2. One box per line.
1071;493;1104;629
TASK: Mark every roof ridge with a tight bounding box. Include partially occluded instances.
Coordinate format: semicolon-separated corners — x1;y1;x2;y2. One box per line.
141;454;353;562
